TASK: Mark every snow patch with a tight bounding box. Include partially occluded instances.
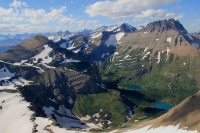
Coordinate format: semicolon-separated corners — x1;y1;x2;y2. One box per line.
143;47;148;53
142;51;151;60
124;55;131;59
68;96;73;105
107;120;112;125
80;115;91;121
36;67;45;74
73;47;82;53
106;25;118;32
60;42;67;49
91;32;102;39
167;47;170;56
156;52;161;63
66;41;75;50
0;77;32;90
61;57;81;64
13;60;28;66
92;113;101;118
112;52;119;61
43;105;88;129
186;34;193;41
96;123;103;128
81;69;88;73
156;39;159;41
115;32;125;42
166;37;172;43
101;52;109;59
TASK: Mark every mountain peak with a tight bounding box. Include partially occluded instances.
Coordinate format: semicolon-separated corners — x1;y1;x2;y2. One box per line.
34;34;48;40
78;29;92;35
26;34;49;48
145;18;187;34
119;23;137;33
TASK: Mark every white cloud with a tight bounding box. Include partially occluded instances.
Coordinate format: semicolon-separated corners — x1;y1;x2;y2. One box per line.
134;9;166;21
85;0;183;21
0;20;100;35
134;10;184;21
0;0;100;34
21;6;74;25
165;13;184;19
9;0;27;8
0;4;73;25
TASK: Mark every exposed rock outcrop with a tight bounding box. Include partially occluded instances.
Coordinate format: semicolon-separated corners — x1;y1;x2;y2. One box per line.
145;19;187;34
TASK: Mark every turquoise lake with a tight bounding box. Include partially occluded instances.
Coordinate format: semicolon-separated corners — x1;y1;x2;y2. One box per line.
153;102;173;111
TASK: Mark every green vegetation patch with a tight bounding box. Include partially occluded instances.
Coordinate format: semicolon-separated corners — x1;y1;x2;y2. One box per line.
72;90;127;128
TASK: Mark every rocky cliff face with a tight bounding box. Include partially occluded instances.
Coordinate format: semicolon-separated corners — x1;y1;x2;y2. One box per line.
118;23;137;33
145;19;187;34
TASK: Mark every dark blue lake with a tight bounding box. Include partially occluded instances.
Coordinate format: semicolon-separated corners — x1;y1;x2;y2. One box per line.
125;85;143;90
153;102;173;111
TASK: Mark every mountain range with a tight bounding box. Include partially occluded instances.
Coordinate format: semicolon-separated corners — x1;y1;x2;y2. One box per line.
0;19;200;133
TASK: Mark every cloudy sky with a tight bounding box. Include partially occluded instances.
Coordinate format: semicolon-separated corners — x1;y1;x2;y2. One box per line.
0;0;199;34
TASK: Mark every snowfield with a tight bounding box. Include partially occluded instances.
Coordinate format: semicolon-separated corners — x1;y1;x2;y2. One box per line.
106;34;118;47
106;32;125;47
32;44;53;64
123;125;198;133
0;92;87;133
115;32;125;42
0;92;34;133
